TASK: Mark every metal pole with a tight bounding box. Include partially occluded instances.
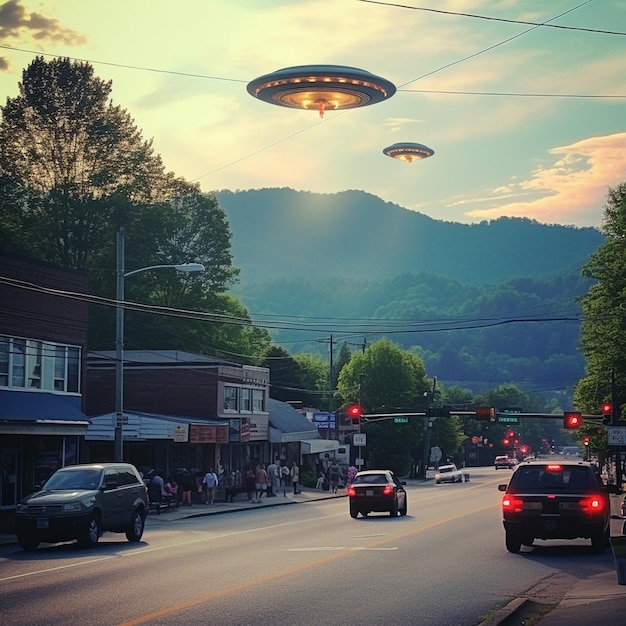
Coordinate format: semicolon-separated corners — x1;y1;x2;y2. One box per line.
114;229;125;462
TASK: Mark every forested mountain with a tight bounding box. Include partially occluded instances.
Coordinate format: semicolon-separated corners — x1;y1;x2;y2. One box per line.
216;188;603;402
216;188;603;285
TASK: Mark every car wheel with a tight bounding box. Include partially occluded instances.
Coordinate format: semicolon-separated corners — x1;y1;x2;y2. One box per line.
17;533;39;552
349;503;359;519
591;529;607;554
389;498;399;517
435;479;441;484
400;500;407;516
522;537;534;547
125;509;145;542
78;514;101;548
505;531;521;554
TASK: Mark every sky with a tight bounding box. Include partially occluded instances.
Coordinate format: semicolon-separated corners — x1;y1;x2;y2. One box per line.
0;0;625;228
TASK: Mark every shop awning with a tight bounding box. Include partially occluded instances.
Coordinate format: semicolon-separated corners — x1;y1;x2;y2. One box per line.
300;439;340;455
0;390;89;423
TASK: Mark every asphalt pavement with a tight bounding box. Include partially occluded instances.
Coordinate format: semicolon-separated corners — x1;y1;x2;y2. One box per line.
2;479;625;626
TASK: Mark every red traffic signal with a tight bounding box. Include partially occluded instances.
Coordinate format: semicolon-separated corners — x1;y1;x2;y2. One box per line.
601;403;612;416
583;436;590;446
563;411;582;429
347;404;362;425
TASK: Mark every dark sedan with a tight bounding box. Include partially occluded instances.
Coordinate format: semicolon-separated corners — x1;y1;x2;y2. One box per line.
347;469;407;518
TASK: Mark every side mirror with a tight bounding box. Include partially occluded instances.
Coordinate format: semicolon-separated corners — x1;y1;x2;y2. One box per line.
498;484;508;492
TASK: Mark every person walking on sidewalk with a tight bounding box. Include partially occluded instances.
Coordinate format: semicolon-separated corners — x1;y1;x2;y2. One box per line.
255;464;268;502
202;468;218;504
329;461;341;494
244;469;256;502
290;461;300;495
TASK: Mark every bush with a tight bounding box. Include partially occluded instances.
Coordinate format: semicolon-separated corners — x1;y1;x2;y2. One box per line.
300;470;316;488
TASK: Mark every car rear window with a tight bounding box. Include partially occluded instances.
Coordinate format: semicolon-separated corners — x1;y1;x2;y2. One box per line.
354;474;387;484
515;466;592;492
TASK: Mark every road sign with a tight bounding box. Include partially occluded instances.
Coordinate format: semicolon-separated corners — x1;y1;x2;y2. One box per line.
497;415;520;424
394;417;408;423
608;426;626;446
353;433;366;446
312;411;336;429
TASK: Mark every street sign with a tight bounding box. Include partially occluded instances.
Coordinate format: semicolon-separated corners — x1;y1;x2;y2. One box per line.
394;417;408;423
312;411;336;429
608;426;626;446
497;415;520;424
353;433;366;446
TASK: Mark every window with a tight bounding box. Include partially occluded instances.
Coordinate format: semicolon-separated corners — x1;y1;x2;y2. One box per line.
0;337;8;386
241;388;251;412
12;339;25;387
27;340;42;388
252;389;264;412
224;386;239;411
0;336;81;393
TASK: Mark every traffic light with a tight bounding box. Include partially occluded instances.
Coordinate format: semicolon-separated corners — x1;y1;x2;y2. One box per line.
583;436;590;446
563;411;582;429
347;404;362;425
601;402;612;424
474;407;495;421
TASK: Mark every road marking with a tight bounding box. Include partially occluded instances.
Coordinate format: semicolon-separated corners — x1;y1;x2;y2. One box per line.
287;546;398;551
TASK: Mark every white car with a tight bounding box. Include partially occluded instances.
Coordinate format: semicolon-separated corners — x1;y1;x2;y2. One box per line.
434;464;466;484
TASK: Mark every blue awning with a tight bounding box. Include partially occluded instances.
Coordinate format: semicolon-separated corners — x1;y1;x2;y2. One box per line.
0;390;90;424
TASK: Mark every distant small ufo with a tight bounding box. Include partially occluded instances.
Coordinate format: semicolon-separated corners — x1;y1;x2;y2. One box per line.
383;142;435;162
247;65;396;117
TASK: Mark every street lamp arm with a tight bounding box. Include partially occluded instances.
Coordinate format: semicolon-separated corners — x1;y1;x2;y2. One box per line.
124;263;205;277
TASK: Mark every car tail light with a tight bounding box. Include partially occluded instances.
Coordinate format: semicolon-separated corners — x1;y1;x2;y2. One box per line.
502;495;524;513
546;464;562;472
347;486;356;497
382;485;394;496
580;495;605;514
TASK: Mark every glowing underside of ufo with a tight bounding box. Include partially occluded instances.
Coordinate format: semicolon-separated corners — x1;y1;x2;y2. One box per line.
247;65;396;116
383;142;435;162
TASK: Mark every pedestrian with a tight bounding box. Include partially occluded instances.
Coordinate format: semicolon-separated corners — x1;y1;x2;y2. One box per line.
316;470;325;490
347;465;358;487
281;463;290;496
223;468;236;502
255;464;268;502
290;461;300;495
202;468;218;504
329;461;341;494
165;476;178;506
267;460;280;497
180;470;193;506
244;469;256;502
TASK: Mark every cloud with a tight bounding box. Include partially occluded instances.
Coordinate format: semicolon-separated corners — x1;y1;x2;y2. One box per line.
464;133;626;225
0;0;86;45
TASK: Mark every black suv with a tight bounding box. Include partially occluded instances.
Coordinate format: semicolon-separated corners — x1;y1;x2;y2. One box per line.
498;460;610;554
15;463;148;551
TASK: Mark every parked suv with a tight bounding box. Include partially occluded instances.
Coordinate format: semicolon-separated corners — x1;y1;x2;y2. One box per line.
15;463;148;551
498;460;610;554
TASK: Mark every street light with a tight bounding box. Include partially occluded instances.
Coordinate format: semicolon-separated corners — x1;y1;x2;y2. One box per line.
114;229;204;461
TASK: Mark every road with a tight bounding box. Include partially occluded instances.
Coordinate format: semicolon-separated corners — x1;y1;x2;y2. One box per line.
0;467;615;625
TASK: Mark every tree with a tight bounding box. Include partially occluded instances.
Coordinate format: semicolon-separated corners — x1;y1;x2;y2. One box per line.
575;183;626;419
0;56;185;267
336;338;431;474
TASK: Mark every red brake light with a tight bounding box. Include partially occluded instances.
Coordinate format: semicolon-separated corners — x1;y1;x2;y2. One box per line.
346;486;356;497
580;496;604;514
502;495;524;513
382;485;394;496
546;464;562;472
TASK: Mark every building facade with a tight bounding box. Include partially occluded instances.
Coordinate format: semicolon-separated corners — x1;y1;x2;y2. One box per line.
0;251;90;528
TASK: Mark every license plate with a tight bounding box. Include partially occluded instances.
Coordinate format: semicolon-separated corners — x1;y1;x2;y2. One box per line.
544;519;557;532
366;489;374;496
37;518;49;529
